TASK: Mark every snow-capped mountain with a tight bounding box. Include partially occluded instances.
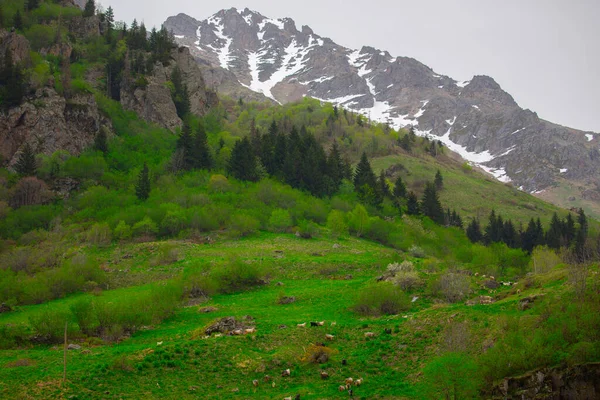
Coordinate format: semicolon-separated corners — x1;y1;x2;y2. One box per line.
164;8;600;203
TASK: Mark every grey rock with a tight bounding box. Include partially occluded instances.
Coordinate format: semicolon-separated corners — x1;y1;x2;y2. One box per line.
67;344;81;350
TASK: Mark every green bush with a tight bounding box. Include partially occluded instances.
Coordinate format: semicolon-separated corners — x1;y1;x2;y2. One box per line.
70;298;98;336
353;282;410;316
29;309;74;344
181;264;219;299
212;259;268;294
132;216;158;237
229;213;260;237
113;220;132;240
85;223;112;246
268;209;292;233
326;210;348;239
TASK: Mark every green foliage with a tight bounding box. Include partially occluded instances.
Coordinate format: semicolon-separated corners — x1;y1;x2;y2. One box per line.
14;143;37;176
347;204;370;237
326;210;348;238
229;213;260;237
211;258;268;294
132;216;158;237
85;222;112;246
135;162;151;200
422;352;480;399
353;282;410;316
268;209;292;233
0;48;26;110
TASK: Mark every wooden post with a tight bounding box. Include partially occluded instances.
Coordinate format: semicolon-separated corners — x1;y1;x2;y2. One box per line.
63;321;67;384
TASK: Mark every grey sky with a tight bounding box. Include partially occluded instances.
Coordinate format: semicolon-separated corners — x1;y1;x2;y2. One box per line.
103;0;600;133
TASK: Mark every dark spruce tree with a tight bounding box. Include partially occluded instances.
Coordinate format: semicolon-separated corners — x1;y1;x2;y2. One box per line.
326;141;344;191
420;182;444;224
13;9;23;30
192;124;213;170
0;48;26;110
545;212;563;249
521;218;539;253
353;152;381;207
135;162;151;201
406;191;420;215
94;128;108;155
26;0;40;11
228;136;258;182
171;67;190;119
434;169;444;190
393;176;407;199
466;219;483;243
564;213;576;245
83;0;95;17
176;121;194;171
484;210;502;244
378;170;390;199
15;143;36;176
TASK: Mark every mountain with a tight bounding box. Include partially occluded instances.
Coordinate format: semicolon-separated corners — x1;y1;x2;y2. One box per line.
164;8;600;216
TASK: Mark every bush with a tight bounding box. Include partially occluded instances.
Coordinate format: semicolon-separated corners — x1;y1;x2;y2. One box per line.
29;309;74;343
301;344;337;364
71;298;98;336
85;222;112;246
10;177;53;208
393;271;423;291
296;219;319;239
431;272;471;303
422;352;481;399
348;204;370;237
208;174;231;193
113;220;132;240
409;245;426;258
269;209;292;233
181;264;219;299
212;259;267;294
229;213;260;237
0;324;30;349
132;216;158;237
353;282;410;316
326;210;348;238
387;261;414;274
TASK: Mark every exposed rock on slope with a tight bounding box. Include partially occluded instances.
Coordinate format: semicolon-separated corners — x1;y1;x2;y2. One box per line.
164;8;600;203
120;46;218;131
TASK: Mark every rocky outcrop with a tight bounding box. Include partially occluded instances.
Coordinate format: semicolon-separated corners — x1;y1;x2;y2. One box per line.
0;30;31;66
164;8;600;213
120;47;217;131
0;89;110;166
69;15;101;38
492;363;600;399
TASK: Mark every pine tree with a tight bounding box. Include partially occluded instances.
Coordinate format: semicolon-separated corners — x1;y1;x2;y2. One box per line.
83;0;95;17
353;152;381;206
434;169;444;190
521;218;538;253
105;6;114;30
13;9;23;30
378;170;390;199
502;219;518;248
26;0;40;11
192;124;213;170
399;134;412;152
326;141;343;190
393;176;407;199
176;121;194;170
94;128;108;155
135;162;151;200
0;48;26;110
484;210;502;244
228;136;258;182
406;191;420;215
466;219;483;243
171;67;190;119
420;182;444;224
577;209;588;238
15;143;36;176
545;213;563;249
564;213;576;245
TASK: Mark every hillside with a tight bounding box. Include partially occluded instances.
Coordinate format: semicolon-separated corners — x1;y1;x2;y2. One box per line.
164;8;600;220
0;1;599;399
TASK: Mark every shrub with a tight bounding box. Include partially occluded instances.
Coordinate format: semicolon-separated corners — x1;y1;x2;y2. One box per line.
431;272;471;303
29;309;74;344
212;259;267;294
229;213;260;237
10;177;53;208
393;271;423;291
160;210;188;236
181;264;219;299
530;246;561;274
326;210;348;238
149;243;181;266
269;209;292;233
113;220;132;240
409;245;426;258
387;261;414;274
208;174;231;193
301;344;337;364
353;282;410;316
348;204;370;237
71;298;98;336
132;216;158;237
85;222;112;246
422;352;481;399
0;324;30;349
296;219;319;239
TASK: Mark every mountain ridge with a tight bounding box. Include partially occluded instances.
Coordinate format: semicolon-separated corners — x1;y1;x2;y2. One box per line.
164;7;600;212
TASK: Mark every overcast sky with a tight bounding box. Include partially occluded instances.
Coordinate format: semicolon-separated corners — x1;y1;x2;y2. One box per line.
103;0;600;133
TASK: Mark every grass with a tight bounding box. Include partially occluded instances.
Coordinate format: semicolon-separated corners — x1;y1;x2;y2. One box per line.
1;231;592;399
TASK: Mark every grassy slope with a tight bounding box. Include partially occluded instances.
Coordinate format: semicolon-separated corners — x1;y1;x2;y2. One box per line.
0;232;584;400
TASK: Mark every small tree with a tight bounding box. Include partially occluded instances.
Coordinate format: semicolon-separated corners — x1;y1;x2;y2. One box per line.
94;128;108;155
135;162;151;201
15;143;37;176
466;219;483;243
13;10;23;31
327;210;348;239
83;0;95;17
434;169;444;190
406;192;420;215
393;176;406;199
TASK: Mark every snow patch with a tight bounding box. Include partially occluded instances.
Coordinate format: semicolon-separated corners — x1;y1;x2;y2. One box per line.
480;166;511;183
206;16;234;70
560;168;568;173
511;127;526;135
174;35;184;39
413;100;429;119
438;85;444;89
456;80;470;88
498;146;516;157
387;84;394;88
313;94;366;105
446;116;457;126
439;127;495;164
586;134;594;142
472;105;480;110
242;13;253;25
432;74;441;78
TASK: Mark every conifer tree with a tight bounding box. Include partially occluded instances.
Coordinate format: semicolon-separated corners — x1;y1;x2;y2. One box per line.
105;6;114;30
176;121;194;171
135;162;151;200
192;124;213;170
0;48;26;109
378;170;390;199
393;176;407;199
484;210;502;244
94;128;108;155
326;141;343;190
171;67;190;119
83;0;95;17
273;132;287;175
15;143;36;176
228;136;257;182
26;0;40;11
434;169;444;190
577;209;588;238
502;219;518;248
466;219;483;243
521;218;538;253
545;213;563;249
564;213;576;245
13;9;23;30
420;182;444;224
353;152;381;206
406;191;420;215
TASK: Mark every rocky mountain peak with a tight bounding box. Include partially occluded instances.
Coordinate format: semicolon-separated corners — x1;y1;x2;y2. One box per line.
164;9;600;207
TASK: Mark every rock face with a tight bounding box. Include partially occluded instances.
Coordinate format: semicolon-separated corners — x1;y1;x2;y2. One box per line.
164;8;600;202
0;89;109;166
493;363;600;399
120;46;217;131
0;30;31;66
